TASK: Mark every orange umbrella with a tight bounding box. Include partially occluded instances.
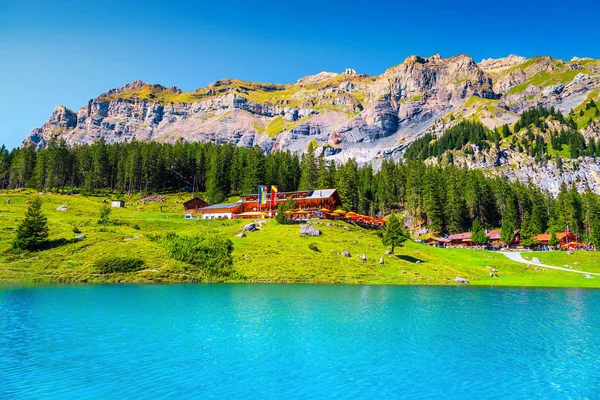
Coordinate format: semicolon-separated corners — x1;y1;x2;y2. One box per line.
318;208;331;213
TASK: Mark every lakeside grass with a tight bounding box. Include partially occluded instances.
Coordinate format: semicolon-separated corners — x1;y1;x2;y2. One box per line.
522;252;600;274
0;189;599;287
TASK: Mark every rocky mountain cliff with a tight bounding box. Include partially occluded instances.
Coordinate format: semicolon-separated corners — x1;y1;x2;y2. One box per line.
24;53;600;192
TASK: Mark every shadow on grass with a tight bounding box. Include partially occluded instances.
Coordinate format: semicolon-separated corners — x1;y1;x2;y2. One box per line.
38;238;79;251
396;255;426;264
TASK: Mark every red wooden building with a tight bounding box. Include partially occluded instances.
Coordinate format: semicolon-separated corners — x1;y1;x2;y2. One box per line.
183;197;210;213
195;189;343;219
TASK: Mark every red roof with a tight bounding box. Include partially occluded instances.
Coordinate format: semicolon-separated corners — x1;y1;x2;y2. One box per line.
447;233;471;241
532;232;577;242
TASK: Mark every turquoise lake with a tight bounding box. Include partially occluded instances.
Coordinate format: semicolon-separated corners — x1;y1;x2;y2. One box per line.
1;284;599;399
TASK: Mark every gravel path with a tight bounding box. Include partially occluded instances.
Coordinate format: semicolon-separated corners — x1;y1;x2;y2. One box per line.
501;252;600;276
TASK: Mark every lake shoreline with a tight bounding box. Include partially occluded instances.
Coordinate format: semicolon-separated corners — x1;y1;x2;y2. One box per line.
2;278;600;289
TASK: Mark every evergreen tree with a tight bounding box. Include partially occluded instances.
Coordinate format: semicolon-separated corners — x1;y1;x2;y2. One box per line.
242;146;266;194
520;212;539;247
590;219;600;249
0;145;10;189
500;220;516;247
382;213;407;254
336;159;359;211
275;202;290;225
444;167;468;233
471;218;488;245
549;229;560;247
422;168;444;235
13;197;49;250
316;155;333;189
98;205;112;225
205;147;226;204
299;141;318;190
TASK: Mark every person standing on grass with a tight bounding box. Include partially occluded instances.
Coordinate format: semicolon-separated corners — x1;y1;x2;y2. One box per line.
380;256;384;266
362;252;367;264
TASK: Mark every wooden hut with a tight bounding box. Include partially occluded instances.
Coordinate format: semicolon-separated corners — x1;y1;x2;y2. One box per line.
183;197;210;213
111;200;125;208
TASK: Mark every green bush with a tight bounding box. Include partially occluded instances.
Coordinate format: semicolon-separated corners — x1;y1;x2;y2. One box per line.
97;205;111;225
161;232;233;276
132;224;141;230
308;243;320;252
72;226;81;234
92;256;145;273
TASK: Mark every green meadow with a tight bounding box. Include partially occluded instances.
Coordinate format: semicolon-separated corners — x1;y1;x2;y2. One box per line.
1;190;599;287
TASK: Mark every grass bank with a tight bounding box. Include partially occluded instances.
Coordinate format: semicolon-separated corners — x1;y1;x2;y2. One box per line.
0;190;598;287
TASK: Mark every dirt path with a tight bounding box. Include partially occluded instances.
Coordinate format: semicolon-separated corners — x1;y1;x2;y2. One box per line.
501;252;600;276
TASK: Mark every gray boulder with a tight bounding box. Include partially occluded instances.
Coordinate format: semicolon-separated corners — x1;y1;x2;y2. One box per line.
454;277;470;284
342;251;351;257
236;232;246;238
300;225;321;236
243;223;258;233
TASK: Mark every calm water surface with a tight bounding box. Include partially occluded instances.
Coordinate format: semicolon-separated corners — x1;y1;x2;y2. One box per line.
1;284;599;399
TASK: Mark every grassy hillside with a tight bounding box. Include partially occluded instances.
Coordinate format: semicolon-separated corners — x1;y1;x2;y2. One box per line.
1;190;599;287
522;252;600;273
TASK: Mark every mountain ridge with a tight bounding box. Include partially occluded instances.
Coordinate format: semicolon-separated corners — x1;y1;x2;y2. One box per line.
24;54;600;169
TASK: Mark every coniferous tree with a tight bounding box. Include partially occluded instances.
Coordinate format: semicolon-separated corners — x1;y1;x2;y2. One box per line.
382;213;407;254
0;145;10;189
336;159;359;211
422;168;444;235
299;141;318;190
444;167;468;233
243;146;265;194
549;229;560;247
520;212;539;247
316;155;333;189
205;147;226;204
471;218;488;245
13;197;49;250
500;220;516;247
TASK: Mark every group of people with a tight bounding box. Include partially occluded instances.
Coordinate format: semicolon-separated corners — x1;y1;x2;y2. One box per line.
357;252;386;267
535;244;596;251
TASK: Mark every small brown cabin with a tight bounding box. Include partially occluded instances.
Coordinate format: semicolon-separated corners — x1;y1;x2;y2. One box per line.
183;197;210;213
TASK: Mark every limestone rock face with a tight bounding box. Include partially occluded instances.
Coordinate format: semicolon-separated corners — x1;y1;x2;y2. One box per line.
478;54;527;74
22;54;600;189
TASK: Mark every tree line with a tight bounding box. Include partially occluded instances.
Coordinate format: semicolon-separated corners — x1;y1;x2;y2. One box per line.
2;137;600;245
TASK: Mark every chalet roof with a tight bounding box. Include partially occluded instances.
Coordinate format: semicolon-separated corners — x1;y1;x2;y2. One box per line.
426;237;450;243
183;197;206;206
447;233;471;241
447;230;520;241
241;189;338;200
198;203;239;210
532;232;575;241
307;189;338;200
487;232;501;240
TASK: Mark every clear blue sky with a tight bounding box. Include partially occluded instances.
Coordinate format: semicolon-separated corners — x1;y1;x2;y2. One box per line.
1;0;599;149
